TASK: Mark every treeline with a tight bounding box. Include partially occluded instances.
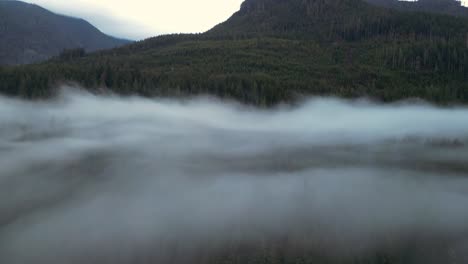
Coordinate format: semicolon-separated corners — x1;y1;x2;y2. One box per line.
0;37;466;105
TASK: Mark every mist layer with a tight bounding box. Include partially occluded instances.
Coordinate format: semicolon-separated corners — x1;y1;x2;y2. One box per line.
1;89;468;263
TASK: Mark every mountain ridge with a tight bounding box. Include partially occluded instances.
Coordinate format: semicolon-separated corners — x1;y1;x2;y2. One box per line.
0;0;130;65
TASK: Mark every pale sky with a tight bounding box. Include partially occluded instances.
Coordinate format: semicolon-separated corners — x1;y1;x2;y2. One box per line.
24;0;245;40
24;0;468;40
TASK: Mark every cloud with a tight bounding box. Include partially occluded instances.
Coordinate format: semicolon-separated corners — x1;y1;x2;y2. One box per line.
0;88;468;263
24;0;244;39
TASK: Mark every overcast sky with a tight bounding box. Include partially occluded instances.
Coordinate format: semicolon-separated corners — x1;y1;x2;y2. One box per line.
24;0;244;40
24;0;468;40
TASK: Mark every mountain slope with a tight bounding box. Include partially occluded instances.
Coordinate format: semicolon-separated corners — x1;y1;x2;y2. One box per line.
0;0;130;65
364;0;468;18
208;0;466;41
0;0;467;105
207;0;385;39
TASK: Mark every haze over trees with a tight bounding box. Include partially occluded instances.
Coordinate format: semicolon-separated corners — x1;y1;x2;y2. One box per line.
1;1;468;263
1;91;468;264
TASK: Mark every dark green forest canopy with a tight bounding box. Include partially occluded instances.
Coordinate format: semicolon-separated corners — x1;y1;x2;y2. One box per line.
364;0;468;18
1;0;467;106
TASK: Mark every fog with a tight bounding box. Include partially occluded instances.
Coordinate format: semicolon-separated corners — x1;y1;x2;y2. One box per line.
1;88;468;263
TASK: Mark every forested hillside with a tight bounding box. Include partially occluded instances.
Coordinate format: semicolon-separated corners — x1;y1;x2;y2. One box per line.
364;0;468;18
0;0;467;105
0;0;130;65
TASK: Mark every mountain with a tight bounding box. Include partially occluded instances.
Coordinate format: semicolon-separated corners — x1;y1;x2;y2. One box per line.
0;0;467;105
207;0;386;38
0;0;130;65
364;0;468;18
208;0;467;41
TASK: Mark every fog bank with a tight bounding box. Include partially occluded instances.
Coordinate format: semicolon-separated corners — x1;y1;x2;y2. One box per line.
1;89;468;263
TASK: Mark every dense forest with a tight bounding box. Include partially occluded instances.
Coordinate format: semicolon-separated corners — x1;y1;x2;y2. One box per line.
0;0;467;106
364;0;468;17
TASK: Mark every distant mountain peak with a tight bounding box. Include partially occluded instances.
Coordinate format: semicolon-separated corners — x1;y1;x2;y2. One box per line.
208;0;468;39
0;0;130;65
208;0;381;38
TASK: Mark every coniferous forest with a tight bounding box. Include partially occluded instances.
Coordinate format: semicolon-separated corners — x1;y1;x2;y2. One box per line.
0;0;467;106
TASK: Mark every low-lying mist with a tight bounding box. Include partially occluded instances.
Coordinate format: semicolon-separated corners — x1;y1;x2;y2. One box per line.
1;88;468;264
